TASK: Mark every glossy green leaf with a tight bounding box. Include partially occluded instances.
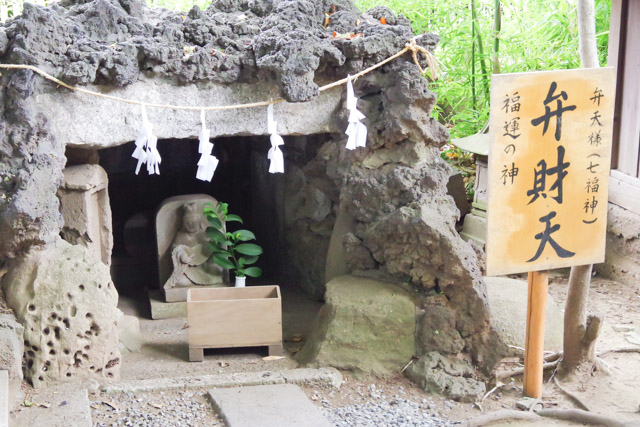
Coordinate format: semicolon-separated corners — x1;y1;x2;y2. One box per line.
211;249;231;257
225;214;243;223
234;229;256;241
207;216;222;229
243;267;263;278
206;227;226;243
240;256;258;266
213;255;235;270
235;243;263;256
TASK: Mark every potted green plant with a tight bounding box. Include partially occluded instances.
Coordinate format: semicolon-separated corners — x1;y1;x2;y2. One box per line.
204;202;263;287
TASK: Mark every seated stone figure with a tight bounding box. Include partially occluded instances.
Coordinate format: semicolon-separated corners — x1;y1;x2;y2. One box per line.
162;201;226;301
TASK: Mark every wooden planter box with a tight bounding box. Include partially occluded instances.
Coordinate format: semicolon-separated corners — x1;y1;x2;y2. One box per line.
187;285;283;361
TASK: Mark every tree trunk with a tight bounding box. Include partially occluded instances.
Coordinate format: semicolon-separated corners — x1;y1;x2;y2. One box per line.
560;265;603;375
577;0;599;68
559;0;601;377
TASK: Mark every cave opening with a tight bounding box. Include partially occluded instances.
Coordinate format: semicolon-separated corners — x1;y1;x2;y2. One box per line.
95;136;280;299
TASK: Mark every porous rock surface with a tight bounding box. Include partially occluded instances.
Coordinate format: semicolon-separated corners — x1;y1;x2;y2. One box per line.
0;0;505;388
405;352;486;403
2;239;121;387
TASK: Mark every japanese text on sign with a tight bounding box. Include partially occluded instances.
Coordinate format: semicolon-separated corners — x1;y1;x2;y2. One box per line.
486;68;616;276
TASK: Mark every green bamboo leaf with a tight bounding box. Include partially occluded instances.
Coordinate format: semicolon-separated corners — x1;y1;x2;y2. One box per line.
235;243;263;256
213;255;235;270
234;229;256;241
244;267;263;278
225;214;243;223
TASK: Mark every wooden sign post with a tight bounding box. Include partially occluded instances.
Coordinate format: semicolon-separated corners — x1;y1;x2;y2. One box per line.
486;68;616;398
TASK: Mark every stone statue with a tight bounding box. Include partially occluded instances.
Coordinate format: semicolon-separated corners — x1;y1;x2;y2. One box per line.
163;201;225;300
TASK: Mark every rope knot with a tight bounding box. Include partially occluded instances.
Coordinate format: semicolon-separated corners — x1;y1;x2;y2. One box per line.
405;38;440;79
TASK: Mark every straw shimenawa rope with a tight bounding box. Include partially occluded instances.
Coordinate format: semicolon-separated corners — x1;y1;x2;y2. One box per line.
0;37;438;111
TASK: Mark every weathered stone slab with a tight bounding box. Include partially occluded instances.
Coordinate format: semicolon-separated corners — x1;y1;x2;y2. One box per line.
102;368;342;394
208;384;332;427
104;371;286;393
10;387;92;427
281;367;343;389
149;290;186;319
34;79;343;149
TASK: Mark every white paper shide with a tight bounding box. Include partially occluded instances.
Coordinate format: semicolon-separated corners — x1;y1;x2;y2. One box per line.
345;77;367;150
267;104;284;174
196;109;219;182
131;104;161;175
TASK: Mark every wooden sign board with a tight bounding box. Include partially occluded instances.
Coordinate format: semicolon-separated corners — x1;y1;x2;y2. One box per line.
486;68;616;276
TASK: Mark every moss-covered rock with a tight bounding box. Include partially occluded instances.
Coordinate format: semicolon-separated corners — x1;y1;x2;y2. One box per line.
297;275;416;376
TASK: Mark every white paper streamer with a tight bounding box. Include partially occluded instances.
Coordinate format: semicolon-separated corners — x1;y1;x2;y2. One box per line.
267;104;284;174
345;77;367;150
131;104;161;175
198;109;210;153
196;141;219;182
196;109;219;182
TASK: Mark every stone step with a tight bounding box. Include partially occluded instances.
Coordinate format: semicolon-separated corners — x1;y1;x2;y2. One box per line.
102;367;342;394
10;387;92;427
208;384;332;427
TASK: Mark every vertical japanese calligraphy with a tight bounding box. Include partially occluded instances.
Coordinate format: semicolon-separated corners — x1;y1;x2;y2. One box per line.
486;68;615;275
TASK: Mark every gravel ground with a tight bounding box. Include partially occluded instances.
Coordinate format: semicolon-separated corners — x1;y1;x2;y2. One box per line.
319;384;456;427
91;390;224;427
90;383;456;427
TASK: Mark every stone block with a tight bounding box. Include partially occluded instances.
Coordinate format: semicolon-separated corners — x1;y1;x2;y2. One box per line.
149;290;186;319
58;165;113;267
281;367;343;389
208;384;333;427
297;275;416;376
